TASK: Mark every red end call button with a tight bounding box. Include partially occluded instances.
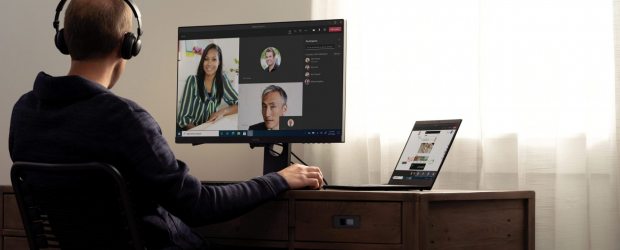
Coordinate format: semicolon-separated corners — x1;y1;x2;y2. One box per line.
328;26;342;32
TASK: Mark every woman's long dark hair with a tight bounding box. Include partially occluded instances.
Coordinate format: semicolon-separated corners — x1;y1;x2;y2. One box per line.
196;43;224;102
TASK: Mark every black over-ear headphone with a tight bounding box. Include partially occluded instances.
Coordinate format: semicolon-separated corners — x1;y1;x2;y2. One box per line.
53;0;143;60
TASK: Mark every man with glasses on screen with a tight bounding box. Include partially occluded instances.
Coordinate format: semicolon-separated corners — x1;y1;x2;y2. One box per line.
250;85;288;130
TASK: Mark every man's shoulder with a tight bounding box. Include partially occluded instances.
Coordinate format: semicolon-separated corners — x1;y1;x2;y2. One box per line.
115;96;147;113
249;122;266;130
13;90;36;105
105;96;160;131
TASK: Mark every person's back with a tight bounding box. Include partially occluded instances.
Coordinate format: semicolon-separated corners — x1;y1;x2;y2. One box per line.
9;0;324;249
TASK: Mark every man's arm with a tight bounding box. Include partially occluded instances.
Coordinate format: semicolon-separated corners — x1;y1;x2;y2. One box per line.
122;107;322;226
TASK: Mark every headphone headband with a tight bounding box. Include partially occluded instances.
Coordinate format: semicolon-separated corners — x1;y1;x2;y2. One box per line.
53;0;67;31
123;0;143;39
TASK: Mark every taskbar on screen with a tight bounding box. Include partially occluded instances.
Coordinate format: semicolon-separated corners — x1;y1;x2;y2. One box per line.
181;129;341;138
392;170;437;180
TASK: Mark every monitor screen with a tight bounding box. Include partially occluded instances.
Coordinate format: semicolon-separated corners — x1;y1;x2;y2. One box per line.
175;19;345;145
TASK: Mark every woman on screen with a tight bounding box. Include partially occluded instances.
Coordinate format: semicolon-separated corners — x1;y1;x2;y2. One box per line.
178;43;238;130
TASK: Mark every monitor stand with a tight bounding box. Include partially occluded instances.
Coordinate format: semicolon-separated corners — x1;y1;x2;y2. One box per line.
262;143;291;174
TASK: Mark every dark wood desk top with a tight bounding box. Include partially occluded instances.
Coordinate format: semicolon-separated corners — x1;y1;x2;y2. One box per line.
283;189;535;201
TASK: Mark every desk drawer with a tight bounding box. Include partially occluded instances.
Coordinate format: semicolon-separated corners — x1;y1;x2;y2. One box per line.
196;200;288;241
295;201;401;244
427;199;527;249
3;236;29;250
3;194;23;230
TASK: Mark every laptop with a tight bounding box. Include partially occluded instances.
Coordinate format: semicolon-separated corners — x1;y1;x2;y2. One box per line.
323;119;461;191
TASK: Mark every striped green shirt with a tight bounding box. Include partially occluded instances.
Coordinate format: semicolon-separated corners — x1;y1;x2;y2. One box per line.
177;74;238;129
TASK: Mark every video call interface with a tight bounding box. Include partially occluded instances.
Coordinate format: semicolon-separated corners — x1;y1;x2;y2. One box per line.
176;19;345;143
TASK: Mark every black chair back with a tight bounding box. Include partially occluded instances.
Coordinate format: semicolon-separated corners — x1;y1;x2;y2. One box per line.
10;162;144;250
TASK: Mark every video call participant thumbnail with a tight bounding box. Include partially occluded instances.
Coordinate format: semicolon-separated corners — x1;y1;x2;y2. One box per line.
263;47;280;73
177;43;239;130
250;85;288;130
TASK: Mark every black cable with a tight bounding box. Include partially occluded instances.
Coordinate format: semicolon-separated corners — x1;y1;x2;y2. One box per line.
265;145;307;166
289;150;328;186
290;151;308;166
265;145;282;157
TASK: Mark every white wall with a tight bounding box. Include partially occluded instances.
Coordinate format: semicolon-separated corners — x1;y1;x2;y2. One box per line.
0;0;312;184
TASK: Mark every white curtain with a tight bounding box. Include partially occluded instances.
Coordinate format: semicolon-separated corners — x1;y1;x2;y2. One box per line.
308;0;620;249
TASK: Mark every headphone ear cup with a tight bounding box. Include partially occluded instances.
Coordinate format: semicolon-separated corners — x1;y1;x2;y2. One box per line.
55;29;69;55
121;33;136;60
132;38;142;57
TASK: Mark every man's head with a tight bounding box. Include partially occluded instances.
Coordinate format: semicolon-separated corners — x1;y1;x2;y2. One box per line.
261;85;288;130
59;0;143;88
63;0;133;61
265;47;277;68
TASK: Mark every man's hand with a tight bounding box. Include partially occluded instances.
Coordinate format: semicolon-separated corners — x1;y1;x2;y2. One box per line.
277;163;324;189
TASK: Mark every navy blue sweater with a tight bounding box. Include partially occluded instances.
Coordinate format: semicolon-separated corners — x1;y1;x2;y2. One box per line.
9;72;289;249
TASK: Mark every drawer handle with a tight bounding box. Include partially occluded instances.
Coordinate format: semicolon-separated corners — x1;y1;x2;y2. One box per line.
332;215;360;228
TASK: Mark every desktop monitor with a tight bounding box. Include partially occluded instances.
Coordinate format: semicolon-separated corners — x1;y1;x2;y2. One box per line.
176;19;345;173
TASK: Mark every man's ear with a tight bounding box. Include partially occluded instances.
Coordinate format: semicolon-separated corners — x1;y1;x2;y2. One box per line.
283;104;288;113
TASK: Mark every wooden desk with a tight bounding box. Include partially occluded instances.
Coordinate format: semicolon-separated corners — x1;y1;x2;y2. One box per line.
195;189;535;249
1;186;534;250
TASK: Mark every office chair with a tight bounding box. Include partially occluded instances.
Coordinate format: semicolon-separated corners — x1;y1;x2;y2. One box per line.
10;162;144;250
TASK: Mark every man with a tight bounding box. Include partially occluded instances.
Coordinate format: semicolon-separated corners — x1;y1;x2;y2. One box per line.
250;85;288;130
264;47;279;72
8;1;323;249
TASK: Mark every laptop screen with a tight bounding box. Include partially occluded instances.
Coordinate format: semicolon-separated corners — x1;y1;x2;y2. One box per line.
388;119;461;186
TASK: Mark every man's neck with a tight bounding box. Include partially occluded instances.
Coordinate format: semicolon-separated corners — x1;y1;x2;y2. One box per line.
68;57;117;89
